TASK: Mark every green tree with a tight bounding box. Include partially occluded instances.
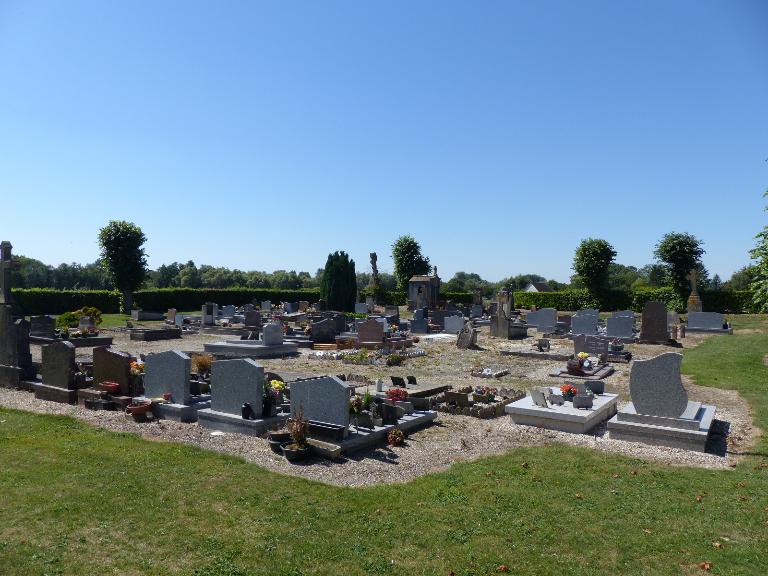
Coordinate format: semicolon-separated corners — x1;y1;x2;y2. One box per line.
725;265;757;291
749;191;768;312
496;274;546;292
391;235;431;291
178;261;201;288
320;251;356;311
572;238;617;295
653;232;705;302
98;221;148;312
154;262;181;288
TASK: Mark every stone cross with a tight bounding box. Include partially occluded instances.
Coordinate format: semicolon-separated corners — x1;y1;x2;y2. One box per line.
0;241;19;305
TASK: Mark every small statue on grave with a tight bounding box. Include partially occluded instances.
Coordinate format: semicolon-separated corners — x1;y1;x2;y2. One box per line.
686;269;703;313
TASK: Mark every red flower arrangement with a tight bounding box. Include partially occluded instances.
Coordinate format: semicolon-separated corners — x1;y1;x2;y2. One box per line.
560;384;577;399
386;388;409;402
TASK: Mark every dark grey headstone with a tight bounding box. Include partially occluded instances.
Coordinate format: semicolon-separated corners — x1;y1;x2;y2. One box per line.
687;312;724;330
41;341;76;390
244;310;261;328
261;300;272;311
30;315;56;338
456;321;477;349
143;350;191;404
93;346;133;395
358;319;384;343
444;315;465;334
262;323;283;346
354;303;369;314
410;319;428;334
211;358;264;417
629;352;688;418
606;316;634;339
575;309;599;318
311;318;337;343
573;334;609;357
413;309;425;321
531;387;549;408
612;310;635;319
571;315;598;335
290;375;350;427
640;301;668;342
222;305;236;318
527;308;557;332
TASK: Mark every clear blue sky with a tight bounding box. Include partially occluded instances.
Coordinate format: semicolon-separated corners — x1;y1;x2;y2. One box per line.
1;0;766;282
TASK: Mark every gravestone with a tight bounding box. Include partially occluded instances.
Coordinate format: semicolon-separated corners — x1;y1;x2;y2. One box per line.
324;312;347;334
444;315;466;334
311;318;336;343
571;314;598;335
629;353;688;418
687;312;725;331
222;305;236;318
358;319;384;344
639;301;669;342
283;302;299;313
202;303;218;326
13;319;34;379
574;309;599;318
30;315;56;339
41;341;76;389
384;305;400;318
92;346;133;396
244;310;262;328
260;300;272;312
606;316;634;339
166;308;177;324
612;310;635;319
262;323;284;346
410;319;428;334
211;358;264;417
470;304;483;318
143;350;191;404
242;303;255;313
530;387;549;408
290;375;350;427
78;316;95;332
667;311;680;328
354;303;369;314
456;321;478;349
413;309;425;321
573;334;610;358
526;308;557;332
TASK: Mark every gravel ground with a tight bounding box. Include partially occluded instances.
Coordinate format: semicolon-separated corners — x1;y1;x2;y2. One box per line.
6;327;754;488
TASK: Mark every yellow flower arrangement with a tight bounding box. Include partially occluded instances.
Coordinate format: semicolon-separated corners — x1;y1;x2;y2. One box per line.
270;380;285;391
577;352;589;360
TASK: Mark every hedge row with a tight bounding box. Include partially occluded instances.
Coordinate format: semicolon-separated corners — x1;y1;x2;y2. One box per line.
11;287;759;315
133;288;322;311
11;289;122;315
513;288;757;314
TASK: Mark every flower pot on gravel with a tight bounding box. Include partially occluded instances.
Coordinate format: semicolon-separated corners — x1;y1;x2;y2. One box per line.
125;400;152;416
281;443;310;463
268;431;292;453
97;381;120;394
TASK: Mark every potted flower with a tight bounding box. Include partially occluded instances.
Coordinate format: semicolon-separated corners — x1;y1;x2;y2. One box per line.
282;410;310;462
129;360;144;392
386;388;409;403
560;383;578;402
387;428;405;446
269;379;286;405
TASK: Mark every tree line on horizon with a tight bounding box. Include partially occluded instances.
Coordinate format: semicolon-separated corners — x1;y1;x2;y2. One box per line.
10;203;768;314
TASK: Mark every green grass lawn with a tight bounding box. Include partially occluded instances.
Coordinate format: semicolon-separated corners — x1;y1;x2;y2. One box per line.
1;319;767;574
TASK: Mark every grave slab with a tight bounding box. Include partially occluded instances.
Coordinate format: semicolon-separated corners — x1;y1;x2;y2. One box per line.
505;390;618;433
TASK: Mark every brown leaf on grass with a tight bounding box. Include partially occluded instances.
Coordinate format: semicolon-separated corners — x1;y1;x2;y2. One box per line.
643;528;652;534
696;495;703;502
496;566;509;572
699;561;712;571
631;470;638;476
737;482;746;488
521;462;530;468
712;542;723;549
612;473;620;478
739;496;748;501
485;471;496;477
575;493;583;500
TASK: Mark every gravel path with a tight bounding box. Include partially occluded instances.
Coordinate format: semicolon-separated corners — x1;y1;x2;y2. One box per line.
10;326;753;488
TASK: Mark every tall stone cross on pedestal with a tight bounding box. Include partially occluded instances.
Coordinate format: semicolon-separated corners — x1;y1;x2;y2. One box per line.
686;268;703;313
0;241;18;306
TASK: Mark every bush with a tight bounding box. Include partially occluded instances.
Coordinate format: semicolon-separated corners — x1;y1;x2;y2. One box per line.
700;290;758;314
12;289;121;315
133;288;321;312
55;307;103;329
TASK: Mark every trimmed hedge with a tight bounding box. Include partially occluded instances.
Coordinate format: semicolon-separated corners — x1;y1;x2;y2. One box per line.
514;288;756;313
12;289;121;315
133;288;321;312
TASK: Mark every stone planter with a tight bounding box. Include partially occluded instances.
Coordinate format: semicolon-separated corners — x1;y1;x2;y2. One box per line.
281;443;310;463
